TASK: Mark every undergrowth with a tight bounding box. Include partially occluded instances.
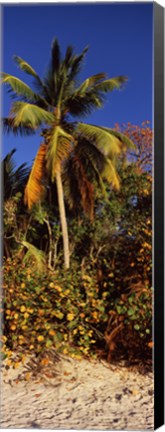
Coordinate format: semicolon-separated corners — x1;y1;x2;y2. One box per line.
1;258;153;371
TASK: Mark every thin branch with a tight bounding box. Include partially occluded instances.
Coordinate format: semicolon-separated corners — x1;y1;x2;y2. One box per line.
44;218;53;270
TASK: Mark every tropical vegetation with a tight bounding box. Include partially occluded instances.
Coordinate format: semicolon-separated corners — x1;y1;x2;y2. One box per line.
1;39;133;269
1;38;152;371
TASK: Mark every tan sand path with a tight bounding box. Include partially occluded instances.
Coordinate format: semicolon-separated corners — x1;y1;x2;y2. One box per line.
1;356;154;430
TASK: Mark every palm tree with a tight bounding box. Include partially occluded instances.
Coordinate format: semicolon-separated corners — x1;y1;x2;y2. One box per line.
1;38;133;269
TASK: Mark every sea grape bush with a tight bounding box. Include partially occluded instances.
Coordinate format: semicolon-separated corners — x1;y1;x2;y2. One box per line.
2;259;109;360
1;254;152;365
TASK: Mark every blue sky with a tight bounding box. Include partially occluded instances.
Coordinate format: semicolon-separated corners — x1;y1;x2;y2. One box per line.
2;3;153;167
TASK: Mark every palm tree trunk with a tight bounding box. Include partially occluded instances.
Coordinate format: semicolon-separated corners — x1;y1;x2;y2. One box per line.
56;169;70;269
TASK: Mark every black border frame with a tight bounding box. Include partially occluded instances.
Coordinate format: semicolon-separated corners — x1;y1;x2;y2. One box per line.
154;2;164;429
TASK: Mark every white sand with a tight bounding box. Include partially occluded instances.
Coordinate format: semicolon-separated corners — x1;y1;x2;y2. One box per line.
1;355;154;430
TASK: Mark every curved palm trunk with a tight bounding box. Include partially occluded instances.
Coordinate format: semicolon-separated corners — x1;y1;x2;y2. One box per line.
56;169;70;269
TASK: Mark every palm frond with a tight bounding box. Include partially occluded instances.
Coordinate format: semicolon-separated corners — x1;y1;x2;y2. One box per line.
93;76;127;93
100;126;135;150
13;55;48;97
3;148;16;172
46;42;89;105
2;117;35;136
77;123;122;157
75;139;107;197
14;163;29;190
22;240;46;273
64;45;74;67
64;92;103;117
101;159;120;190
64;75;127;118
63;154;94;220
1;73;41;102
75;156;94;220
10;102;54;129
76;73;106;94
3;149;16;199
90;162;107;197
74;138;119;192
48;38;63;103
67;46;88;83
24;143;47;209
14;55;40;78
43;70;56;105
46;126;74;181
3;148;29;200
51;38;61;74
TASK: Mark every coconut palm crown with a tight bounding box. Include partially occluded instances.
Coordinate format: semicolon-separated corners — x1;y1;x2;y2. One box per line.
1;38;134;269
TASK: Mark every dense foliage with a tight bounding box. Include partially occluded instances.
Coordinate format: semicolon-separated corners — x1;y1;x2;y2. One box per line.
1;122;153;370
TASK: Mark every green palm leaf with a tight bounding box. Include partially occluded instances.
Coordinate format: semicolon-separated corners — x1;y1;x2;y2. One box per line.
66;46;88;83
101;159;120;190
76;74;125;96
98;126;135;150
2;117;35;136
77;123;123;157
1;73;41;102
10;102;55;128
75;73;106;95
64;75;127;117
14;55;41;79
13;55;48;97
46;126;74;180
93;76;127;93
22;240;46;274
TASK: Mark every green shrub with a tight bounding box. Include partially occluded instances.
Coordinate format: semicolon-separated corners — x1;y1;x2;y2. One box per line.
1;257;152;367
105;287;152;363
2;258;109;360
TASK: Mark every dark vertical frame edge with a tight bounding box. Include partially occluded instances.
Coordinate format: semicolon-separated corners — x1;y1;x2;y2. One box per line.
154;1;164;429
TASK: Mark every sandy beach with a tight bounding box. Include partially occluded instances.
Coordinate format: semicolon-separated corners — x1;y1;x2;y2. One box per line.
1;354;154;430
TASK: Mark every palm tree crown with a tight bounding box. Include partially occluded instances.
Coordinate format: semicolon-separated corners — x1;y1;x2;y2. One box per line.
1;38;134;268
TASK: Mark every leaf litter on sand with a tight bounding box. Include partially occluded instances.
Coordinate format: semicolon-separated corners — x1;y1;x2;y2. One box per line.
1;354;154;430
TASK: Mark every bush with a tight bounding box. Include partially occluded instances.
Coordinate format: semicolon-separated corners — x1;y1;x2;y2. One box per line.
1;257;152;368
105;286;152;365
2;258;109;360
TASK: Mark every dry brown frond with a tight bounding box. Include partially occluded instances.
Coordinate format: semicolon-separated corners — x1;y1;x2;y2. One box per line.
73;155;94;220
24;143;47;209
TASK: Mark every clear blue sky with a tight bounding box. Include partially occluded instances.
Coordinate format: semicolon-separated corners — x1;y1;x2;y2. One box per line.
2;3;153;167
